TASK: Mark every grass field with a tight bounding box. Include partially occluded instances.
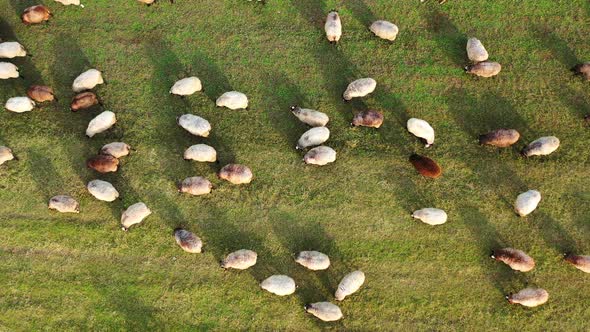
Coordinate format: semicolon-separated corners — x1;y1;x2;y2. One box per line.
1;0;590;330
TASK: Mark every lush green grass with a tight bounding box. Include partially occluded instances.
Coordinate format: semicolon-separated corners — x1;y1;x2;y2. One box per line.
1;0;590;330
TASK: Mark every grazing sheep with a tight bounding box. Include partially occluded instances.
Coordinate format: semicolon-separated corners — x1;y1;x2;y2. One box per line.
296;127;330;150
27;85;55;103
218;164;253;184
369;20;399;41
100;142;131;158
0;146;15;165
87;179;119;202
304;302;343;322
564;253;590;273
178;176;213;196
86;111;116;137
409;154;442;178
72;69;104;92
71;91;100;111
170;77;202;96
514;190;541;217
138;0;174;5
216;91;248;110
0;42;27;58
465;61;501;77
184;144;217;162
295;251;330;270
407;118;434;147
86;154;119;173
22;5;51;25
220;249;257;270
491;248;535;272
121;202;152;231
48;195;79;213
571;63;590;80
174;228;203;253
304;146;336;166
55;0;81;5
260;275;296;296
521;136;560;157
466;38;489;63
0;62;19;79
479;129;520;147
290;106;329;127
335;270;365;301
177;114;211;137
411;208;447;225
5;97;35;113
352;110;384;128
343;78;376;101
325;11;342;43
506;288;549;307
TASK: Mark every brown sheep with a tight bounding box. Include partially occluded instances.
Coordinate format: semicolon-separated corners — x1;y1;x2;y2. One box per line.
409;154;441;178
22;5;51;25
351;110;384;128
464;61;501;78
564;253;590;273
491;248;535;272
479;129;520;147
27;85;56;103
571;63;590;80
71;92;100;112
218;164;253;184
86;155;119;173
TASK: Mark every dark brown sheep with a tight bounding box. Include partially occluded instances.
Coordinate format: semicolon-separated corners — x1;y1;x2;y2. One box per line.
22;5;51;25
71;92;100;112
479;129;520;147
86;155;119;173
27;85;56;103
409;154;441;178
351;110;384;128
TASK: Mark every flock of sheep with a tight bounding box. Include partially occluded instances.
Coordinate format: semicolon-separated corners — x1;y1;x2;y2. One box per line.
1;0;590;324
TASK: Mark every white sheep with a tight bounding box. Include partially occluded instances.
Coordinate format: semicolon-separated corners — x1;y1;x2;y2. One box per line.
325;11;342;43
0;42;27;58
48;195;79;213
260;275;296;296
87;179;119;202
0;62;19;79
304;146;336;166
184;144;217;162
0;146;15;165
174;228;203;253
55;0;82;5
220;249;257;270
514;190;541;217
177;114;211;137
295;251;330;270
507;288;549;307
296;126;330;150
290;106;329;127
72;69;104;92
369;20;399;41
170;77;202;96
178;176;213;196
216;91;248;110
86;111;116;137
218;164;253;184
466;38;488;62
343;78;376;101
304;302;343;322
5;97;35;113
407;118;435;147
465;61;501;77
491;248;535;272
521;136;560;157
335;270;365;301
121;202;152;231
564;254;590;273
411;208;447;225
100;142;131;158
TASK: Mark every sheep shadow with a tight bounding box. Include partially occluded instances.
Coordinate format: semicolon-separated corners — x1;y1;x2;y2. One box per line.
346;0;377;27
189;50;234;103
289;0;328;30
422;6;467;67
26;148;65;201
7;0;46;17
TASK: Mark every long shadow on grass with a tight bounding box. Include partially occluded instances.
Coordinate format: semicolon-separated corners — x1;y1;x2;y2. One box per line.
7;0;46;17
189;50;234;104
422;5;466;67
346;0;377;27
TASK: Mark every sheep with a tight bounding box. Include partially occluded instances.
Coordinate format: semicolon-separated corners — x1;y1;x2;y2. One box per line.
343;78;376;101
100;142;131;158
5;97;35;113
71;92;100;111
216;91;248;110
335;270;365;301
571;62;590;80
0;42;27;58
22;5;51;25
521;136;560;157
184;144;217;162
72;69;104;92
479;129;520;147
220;249;257;270
465;61;501;77
295;251;330;270
177;114;211;137
87;179;119;202
296;127;330;150
290;106;329;127
218;164;253;184
174;228;203;253
407;118;434;147
411;208;447;225
369;20;399;41
27;85;56;103
466;38;489;63
260;275;296;296
304;146;336;166
48;195;79;213
178;176;213;196
409;154;442;178
0;146;16;165
55;0;81;5
121;202;152;231
170;77;202;96
86;154;119;173
304;302;343;322
491;248;535;272
0;62;19;79
325;11;342;43
352;110;384;128
138;0;174;6
86;111;116;137
514;190;541;217
564;253;590;273
506;288;549;307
